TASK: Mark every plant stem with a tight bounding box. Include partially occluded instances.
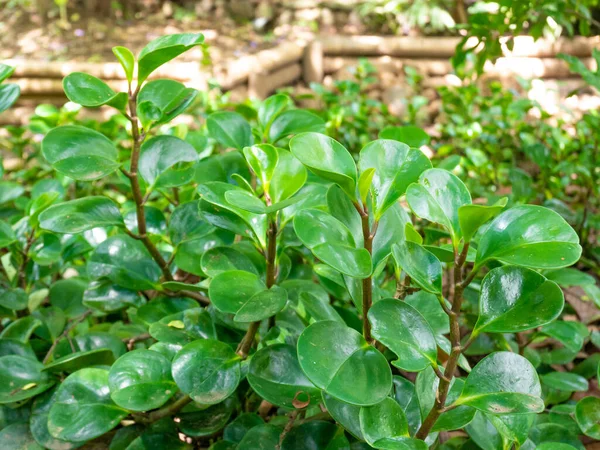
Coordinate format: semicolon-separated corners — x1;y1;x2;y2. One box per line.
43;310;92;364
18;231;36;290
124;92;173;282
415;243;473;439
356;203;376;344
134;394;192;424
236;216;278;358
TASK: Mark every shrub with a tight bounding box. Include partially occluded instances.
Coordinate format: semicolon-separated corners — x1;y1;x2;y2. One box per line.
0;34;598;449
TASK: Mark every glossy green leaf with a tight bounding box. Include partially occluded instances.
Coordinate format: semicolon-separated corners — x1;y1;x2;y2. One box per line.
83;280;144;313
237;424;281;450
39;196;124;234
290;132;357;199
0;288;28;311
138;79;197;126
44;348;115;373
406;168;471;245
359;397;409;447
88;235;162;291
248;344;320;409
281;421;349;450
268;110;325;144
137;297;198;324
369;299;438;371
207;111;253;150
48;368;128;442
0;423;44;450
224;190;267;214
575;396;600;439
0;83;19;114
473;266;564;334
30;387;80;450
201;246;258;277
294;209;371;278
42;126;120;181
539;321;588;353
475;205;582;269
62;72;127;109
243;144;278;190
392;241;442;294
258;94;291;129
209;270;287;322
322;392;363;440
112;46;135;84
379;126;430;147
297;320;391;406
0;221;16;247
541;372;588;392
109;349;177;411
169;200;214;245
139;135;197;187
172;339;241;404
269;148;307;204
358;139;431;218
457;352;544;414
1;316;42;342
149;307;216;345
137;33;204;83
458;197;508;242
0;355;54;403
0;63;15;82
0;181;24;205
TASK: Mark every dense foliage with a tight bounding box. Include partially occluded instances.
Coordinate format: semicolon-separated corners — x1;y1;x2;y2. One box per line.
0;33;599;450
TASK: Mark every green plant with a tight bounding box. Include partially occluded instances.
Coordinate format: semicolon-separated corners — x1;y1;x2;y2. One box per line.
0;33;599;450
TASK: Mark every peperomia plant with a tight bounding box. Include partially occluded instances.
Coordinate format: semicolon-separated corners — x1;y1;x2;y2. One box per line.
0;34;597;450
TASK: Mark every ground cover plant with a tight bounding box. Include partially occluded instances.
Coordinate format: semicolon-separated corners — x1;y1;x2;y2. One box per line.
0;33;600;450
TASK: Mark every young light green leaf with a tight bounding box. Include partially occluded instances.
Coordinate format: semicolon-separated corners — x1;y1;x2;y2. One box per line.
290;132;358;200
63;72;127;109
268;109;325;144
379;126;430;147
112;46;135;84
458;197;508;242
359;139;431;218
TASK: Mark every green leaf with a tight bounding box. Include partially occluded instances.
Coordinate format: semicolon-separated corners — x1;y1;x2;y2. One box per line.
43;348;115;373
248;344;320;409
209;271;287;322
0;181;24;205
475;205;582;269
359;397;409;447
457;352;544;414
207;111;253;150
0;423;44;450
0;84;19;114
268;110;325;144
406;168;471;245
137;33;204;83
541;372;588;392
237;424;281;450
0;63;15;83
149;307;216;344
224;190;267;214
258;94;291;130
269;148;307;204
201;246;258;277
139;135;197;187
138;79;197;126
297;320;391;406
137;297;198;324
62;72;127;109
224;413;264;444
544;268;596;287
473;266;564;334
83;280;144;313
575;396;600;439
290;132;357;200
539;321;588;353
1;316;42;342
294;209;371;278
243;144;278;192
87;235;162;291
30;387;80;450
39;196;124;234
42;126;120;181
358;139;431;218
379;126;430;147
0;288;28;311
109;349;177;411
392;241;442;294
458;197;508;242
48;368;128;442
172;339;241;404
112;46;135;84
322;393;363;440
169;201;214;245
0;355;54;403
369;299;438;371
0;221;16;247
281;421;349;450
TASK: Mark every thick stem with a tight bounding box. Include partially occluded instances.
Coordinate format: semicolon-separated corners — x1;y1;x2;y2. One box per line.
236;217;278;358
357;204;376;343
416;244;472;440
